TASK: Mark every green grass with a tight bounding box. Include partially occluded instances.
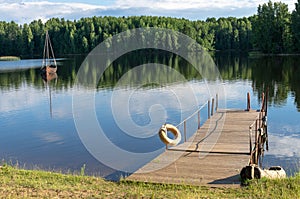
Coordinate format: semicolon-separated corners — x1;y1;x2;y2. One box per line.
0;56;20;61
0;165;299;198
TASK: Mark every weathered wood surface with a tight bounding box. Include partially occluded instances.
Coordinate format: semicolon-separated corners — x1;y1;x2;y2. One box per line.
127;109;259;187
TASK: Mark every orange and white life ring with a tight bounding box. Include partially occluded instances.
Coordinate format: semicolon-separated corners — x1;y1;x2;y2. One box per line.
158;124;181;146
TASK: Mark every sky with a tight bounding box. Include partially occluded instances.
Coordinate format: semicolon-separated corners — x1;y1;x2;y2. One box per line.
0;0;297;24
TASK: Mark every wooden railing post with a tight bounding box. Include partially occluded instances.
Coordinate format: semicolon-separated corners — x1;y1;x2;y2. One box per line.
208;100;210;119
216;93;218;111
254;119;258;164
197;110;200;129
211;98;215;116
249;127;253;164
184;121;187;142
265;89;268;116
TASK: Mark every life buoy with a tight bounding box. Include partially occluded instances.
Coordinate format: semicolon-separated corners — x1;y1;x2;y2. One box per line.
158;124;181;146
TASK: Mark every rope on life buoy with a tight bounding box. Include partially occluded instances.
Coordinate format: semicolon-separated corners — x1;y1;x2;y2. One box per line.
158;124;181;146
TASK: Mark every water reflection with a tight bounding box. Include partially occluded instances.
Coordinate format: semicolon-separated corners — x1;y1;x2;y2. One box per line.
1;52;300;111
0;52;299;177
41;72;58;118
216;52;300;111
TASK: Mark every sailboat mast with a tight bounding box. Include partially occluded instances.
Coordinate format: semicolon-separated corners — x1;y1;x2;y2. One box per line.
48;32;57;67
41;30;57;73
46;32;50;66
42;31;47;68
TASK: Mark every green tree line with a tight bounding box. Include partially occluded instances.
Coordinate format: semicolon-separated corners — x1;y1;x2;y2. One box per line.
1;0;300;57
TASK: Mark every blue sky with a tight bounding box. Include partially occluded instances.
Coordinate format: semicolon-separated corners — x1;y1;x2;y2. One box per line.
0;0;297;24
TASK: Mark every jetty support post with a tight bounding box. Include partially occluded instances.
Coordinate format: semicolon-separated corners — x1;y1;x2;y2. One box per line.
247;92;251;111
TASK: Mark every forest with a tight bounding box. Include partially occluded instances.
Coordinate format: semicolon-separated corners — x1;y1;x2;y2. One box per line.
0;0;300;57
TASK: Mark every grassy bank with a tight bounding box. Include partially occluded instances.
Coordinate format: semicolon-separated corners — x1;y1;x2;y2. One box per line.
0;165;299;198
0;56;20;61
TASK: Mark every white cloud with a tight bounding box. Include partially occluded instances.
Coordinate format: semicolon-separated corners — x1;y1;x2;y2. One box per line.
281;124;300;134
109;81;204;138
0;0;297;24
0;76;72;119
37;132;64;144
116;0;256;10
0;1;106;23
266;134;300;158
0;0;22;3
0;83;47;113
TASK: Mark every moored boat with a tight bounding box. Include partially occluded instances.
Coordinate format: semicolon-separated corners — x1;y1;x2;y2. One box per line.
41;31;57;74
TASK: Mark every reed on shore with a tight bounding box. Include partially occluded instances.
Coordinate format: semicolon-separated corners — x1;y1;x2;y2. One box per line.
0;56;21;61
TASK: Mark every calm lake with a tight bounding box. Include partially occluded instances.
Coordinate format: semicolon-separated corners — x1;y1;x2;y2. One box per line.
0;52;299;179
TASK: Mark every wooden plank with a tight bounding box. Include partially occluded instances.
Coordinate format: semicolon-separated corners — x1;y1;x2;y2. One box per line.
127;109;259;187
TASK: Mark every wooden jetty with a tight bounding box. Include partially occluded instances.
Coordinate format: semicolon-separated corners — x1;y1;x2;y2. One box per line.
127;95;262;187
